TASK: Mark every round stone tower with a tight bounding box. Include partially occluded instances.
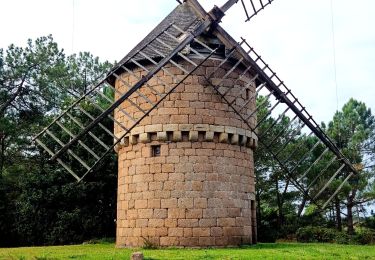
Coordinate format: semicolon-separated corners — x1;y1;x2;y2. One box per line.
114;56;258;247
112;1;257;248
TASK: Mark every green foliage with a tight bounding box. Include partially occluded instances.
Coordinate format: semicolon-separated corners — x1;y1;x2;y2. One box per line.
353;229;375;245
296;226;375;245
363;215;375;229
0;35;115;246
296;226;338;243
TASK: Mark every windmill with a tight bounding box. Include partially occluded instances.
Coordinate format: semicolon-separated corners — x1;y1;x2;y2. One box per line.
33;0;359;247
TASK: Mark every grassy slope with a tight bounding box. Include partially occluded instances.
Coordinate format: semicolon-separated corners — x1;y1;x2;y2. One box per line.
1;243;375;260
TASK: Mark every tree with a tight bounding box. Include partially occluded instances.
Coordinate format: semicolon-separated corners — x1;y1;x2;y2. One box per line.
327;98;375;234
254;96;307;240
0;35;116;246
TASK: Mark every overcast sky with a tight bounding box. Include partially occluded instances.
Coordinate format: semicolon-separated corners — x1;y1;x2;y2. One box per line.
1;0;374;125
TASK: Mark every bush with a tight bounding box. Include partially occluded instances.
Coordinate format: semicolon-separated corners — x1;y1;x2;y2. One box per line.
354;229;375;245
363;216;375;229
334;232;351;244
297;226;375;245
296;226;337;243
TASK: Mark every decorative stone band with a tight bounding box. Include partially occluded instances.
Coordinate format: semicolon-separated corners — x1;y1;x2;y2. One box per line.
114;124;258;152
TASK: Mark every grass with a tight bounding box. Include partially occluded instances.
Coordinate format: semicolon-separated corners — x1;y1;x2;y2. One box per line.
0;242;375;260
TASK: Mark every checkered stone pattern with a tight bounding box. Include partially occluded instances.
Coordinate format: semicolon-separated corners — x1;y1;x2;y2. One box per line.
115;59;257;247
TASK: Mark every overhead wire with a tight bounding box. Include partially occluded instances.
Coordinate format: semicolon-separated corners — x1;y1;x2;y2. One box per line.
330;0;339;113
72;0;76;54
330;0;342;148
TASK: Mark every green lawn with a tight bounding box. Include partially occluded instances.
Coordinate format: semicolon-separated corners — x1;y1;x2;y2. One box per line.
1;242;374;260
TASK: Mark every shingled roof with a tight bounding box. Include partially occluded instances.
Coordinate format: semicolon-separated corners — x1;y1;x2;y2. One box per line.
106;2;205;86
119;3;202;65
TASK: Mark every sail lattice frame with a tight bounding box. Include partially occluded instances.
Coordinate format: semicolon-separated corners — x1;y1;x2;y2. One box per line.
33;0;359;210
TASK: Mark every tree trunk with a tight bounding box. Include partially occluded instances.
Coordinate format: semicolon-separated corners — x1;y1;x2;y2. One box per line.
0;132;5;175
347;190;357;235
256;187;261;232
334;197;342;231
297;196;307;217
275;176;283;228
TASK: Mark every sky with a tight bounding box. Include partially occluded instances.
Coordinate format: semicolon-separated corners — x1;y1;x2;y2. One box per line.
1;0;375;125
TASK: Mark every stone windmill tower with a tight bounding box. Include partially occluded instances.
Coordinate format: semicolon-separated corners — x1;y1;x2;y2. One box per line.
34;0;359;248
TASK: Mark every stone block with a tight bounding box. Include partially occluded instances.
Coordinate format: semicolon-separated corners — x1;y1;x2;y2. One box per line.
153;209;168;219
163;124;179;132
189;115;202;124
148;199;161;208
121;136;129;146
136;219;148;228
152;171;167;182
134;200;148;209
167;156;180;164
161;198;177;208
211;227;223;236
171;115;189;124
194;124;209;131
168;208;185;218
193;227;210;237
132;126;145;135
239;135;247;146
253;137;258;148
225;126;237;134
194;198;207;209
158;107;178;115
219;132;228;143
217;218;236;227
231;134;239;145
199;236;215;246
160;236;179;246
184;228;193;237
236;127;246;136
168;227;184;237
196;149;213;156
137;209;153;219
148;219;164;228
186;209;202;219
199;218;216;227
152;115;170;124
204;131;214;141
215;236;228;246
172;131;182;142
131;252;143;260
162;163;174;173
209;125;224;133
139;133;150;143
130;135;138;145
178;198;194;208
114;144;120;153
223;227;244;236
179;124;193;131
175;100;190;108
189;131;198;141
178;219;199;228
181;92;198;101
145;124;163;133
179;237;199;247
156;132;168;142
155;227;168;236
164;218;178;228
